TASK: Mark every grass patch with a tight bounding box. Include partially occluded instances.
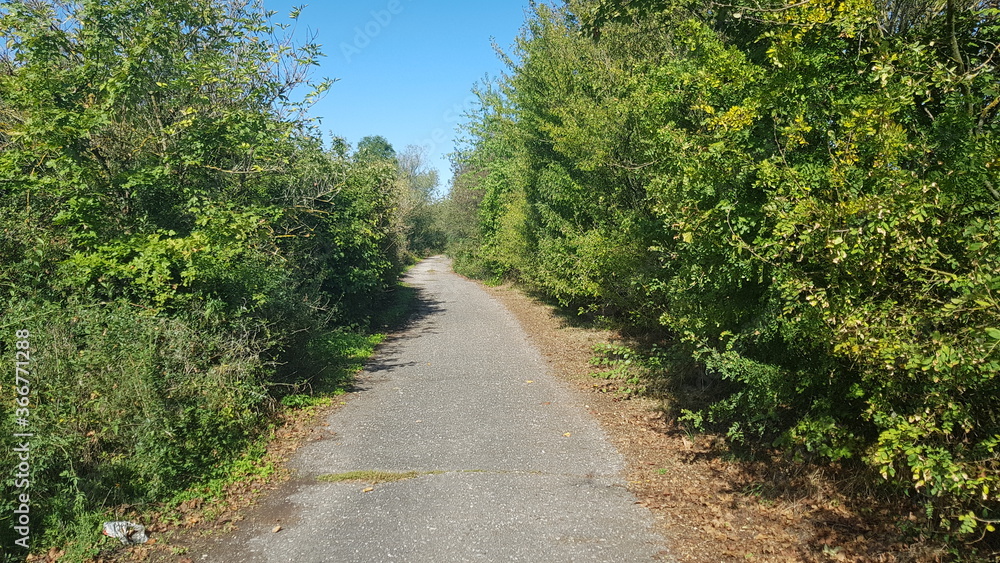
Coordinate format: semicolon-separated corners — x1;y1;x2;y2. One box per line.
588;342;669;398
280;281;421;403
317;470;434;484
166;436;277;509
303;330;386;396
372;281;421;330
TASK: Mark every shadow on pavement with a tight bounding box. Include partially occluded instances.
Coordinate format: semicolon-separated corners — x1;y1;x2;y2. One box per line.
357;280;445;384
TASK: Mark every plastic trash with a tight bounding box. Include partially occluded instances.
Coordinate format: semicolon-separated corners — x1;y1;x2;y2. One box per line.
101;521;148;545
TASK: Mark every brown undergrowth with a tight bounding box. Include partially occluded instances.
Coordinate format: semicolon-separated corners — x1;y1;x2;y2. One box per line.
482;282;959;563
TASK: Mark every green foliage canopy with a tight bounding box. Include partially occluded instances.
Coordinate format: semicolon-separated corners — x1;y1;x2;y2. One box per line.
448;0;1000;543
0;0;413;557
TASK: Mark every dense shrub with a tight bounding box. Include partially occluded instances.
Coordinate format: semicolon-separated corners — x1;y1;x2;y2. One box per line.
448;0;1000;545
0;0;412;558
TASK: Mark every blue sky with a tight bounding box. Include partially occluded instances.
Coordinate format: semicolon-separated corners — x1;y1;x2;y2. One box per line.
262;1;532;194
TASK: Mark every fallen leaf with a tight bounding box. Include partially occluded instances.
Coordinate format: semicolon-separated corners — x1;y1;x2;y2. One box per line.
272;525;282;533
362;487;375;493
525;380;534;384
563;432;572;437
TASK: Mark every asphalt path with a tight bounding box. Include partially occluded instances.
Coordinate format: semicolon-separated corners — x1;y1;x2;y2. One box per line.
194;255;670;562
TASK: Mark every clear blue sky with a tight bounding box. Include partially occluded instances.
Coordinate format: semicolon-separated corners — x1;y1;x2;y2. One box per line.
262;1;532;194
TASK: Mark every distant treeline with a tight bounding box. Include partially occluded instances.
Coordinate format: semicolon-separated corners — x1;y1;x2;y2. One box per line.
0;0;438;558
447;0;1000;546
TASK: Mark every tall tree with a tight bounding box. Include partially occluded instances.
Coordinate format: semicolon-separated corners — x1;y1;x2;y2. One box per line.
355;135;397;162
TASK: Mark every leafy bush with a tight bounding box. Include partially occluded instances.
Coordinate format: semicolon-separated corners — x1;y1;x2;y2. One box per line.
0;0;413;558
449;0;1000;546
0;299;271;553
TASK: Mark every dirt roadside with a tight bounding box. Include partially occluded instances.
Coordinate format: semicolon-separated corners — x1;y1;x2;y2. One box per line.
481;282;948;563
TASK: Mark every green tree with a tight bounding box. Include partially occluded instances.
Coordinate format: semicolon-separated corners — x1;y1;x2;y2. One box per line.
355;135;397;162
396;145;445;258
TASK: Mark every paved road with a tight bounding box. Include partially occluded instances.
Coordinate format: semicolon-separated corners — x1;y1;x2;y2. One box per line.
196;256;669;562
